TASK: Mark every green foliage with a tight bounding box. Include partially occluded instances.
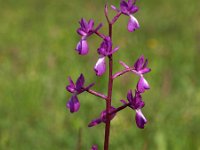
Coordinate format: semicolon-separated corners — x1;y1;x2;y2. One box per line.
0;0;200;149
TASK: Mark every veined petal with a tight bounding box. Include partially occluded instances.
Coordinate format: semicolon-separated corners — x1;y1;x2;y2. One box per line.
137;76;150;93
76;38;89;55
135;109;147;129
66;95;80;113
94;57;106;76
128;15;140;32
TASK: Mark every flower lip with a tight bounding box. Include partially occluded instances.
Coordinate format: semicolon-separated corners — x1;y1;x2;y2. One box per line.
94;57;106;76
67;95;80;113
128;15;140;32
137;76;150;93
75;38;89;55
135;109;147;129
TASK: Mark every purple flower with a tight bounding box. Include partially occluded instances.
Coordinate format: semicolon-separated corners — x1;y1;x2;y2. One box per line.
88;106;116;127
66;74;85;93
134;55;150;93
67;95;80;113
112;0;139;32
94;37;119;76
91;145;98;150
122;90;147;129
127;90;145;109
66;74;94;113
120;55;150;93
134;55;151;74
76;18;102;55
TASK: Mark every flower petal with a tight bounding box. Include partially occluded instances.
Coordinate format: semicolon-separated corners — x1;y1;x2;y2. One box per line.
128;15;140;32
137;76;150;93
134;55;145;71
94;57;106;76
76;39;89;55
135;109;147;129
76;74;85;91
66;95;80;113
66;77;76;93
127;90;134;103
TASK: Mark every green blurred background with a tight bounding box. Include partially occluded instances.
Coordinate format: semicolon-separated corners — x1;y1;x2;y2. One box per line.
0;0;200;149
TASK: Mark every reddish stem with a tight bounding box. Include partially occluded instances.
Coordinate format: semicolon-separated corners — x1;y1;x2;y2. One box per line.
104;23;113;150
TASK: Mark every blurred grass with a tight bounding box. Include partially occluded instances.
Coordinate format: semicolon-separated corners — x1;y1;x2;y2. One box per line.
0;0;200;149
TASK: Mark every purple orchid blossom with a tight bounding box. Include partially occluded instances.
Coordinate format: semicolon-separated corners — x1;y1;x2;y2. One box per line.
66;74;94;113
111;0;139;32
88;106;116;127
121;90;147;129
120;55;151;93
76;18;102;55
94;37;119;76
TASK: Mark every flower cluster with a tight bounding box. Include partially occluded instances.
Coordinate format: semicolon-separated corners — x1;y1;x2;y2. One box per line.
66;0;152;149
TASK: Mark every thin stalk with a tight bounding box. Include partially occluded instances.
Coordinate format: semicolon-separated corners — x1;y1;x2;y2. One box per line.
109;103;130;115
112;67;139;79
85;89;107;100
104;23;113;150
